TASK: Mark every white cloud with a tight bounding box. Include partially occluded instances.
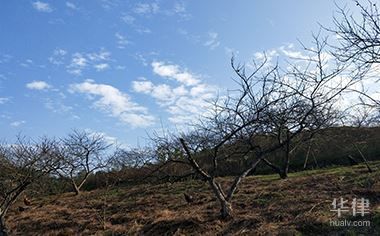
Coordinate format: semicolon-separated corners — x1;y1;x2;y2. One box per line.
152;61;200;86
67;49;111;75
0;54;12;64
204;32;220;50
253;49;278;62
133;62;218;125
128;1;189;20
44;98;73;114
121;14;136;25
66;2;78;10
115;33;131;49
134;2;159;15
32;1;53;12
178;28;200;43
26;81;51;90
49;48;67;65
10;120;26;127
120;14;152;34
85;129;121;146
136;27;152;34
132;79;154;93
0;97;9;104
70;80;155;127
94;63;109;71
132;79;181;105
67;53;87;75
173;2;186;13
87;50;111;61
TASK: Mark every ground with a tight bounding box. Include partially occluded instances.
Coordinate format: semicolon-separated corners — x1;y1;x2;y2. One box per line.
7;162;380;235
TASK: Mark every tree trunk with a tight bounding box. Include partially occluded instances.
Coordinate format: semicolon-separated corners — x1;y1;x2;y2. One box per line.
354;144;373;173
312;152;319;168
220;200;233;219
71;180;81;195
303;143;311;170
208;179;233;219
281;136;290;179
347;155;358;166
262;158;285;179
279;171;288;179
0;216;7;236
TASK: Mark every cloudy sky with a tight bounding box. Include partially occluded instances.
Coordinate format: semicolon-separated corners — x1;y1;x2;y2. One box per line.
0;0;356;146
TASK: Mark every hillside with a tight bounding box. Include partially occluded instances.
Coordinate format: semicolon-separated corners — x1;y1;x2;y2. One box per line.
7;162;380;235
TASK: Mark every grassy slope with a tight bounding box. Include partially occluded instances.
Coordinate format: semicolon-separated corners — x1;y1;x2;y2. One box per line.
7;162;380;235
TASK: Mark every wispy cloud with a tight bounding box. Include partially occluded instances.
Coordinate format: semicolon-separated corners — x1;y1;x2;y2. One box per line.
115;32;131;49
10;120;26;127
26;80;51;90
173;2;186;14
0;54;12;64
0;97;10;104
178;28;200;43
121;14;136;25
32;1;53;13
49;48;67;65
133;62;217;125
85;129;123;146
94;63;109;71
66;2;78;10
67;49;111;75
204;32;220;50
132;79;185;105
70;80;155;127
152;61;200;86
121;14;151;34
67;53;87;75
44;97;73;114
133;2;159;15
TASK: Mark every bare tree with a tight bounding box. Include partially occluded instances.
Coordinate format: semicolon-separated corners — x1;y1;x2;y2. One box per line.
0;136;60;236
328;0;380;107
330;0;380;64
160;33;361;218
163;57;289;219
258;34;359;178
57;130;112;195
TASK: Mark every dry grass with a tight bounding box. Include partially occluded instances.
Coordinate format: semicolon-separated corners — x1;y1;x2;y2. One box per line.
7;162;380;235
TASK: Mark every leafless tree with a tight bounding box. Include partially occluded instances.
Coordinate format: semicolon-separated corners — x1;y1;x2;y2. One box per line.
167;56;289;219
0;136;61;236
328;0;380;108
258;34;361;178
164;33;362;218
57;130;112;195
113;146;155;170
331;1;380;64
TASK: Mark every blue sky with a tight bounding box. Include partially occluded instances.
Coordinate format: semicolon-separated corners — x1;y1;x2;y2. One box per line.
0;0;357;147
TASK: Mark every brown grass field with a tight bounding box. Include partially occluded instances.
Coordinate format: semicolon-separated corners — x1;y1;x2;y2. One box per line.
6;162;380;235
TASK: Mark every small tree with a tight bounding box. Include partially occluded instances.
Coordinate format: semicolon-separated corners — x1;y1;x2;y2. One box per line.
0;136;60;236
58;130;112;195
